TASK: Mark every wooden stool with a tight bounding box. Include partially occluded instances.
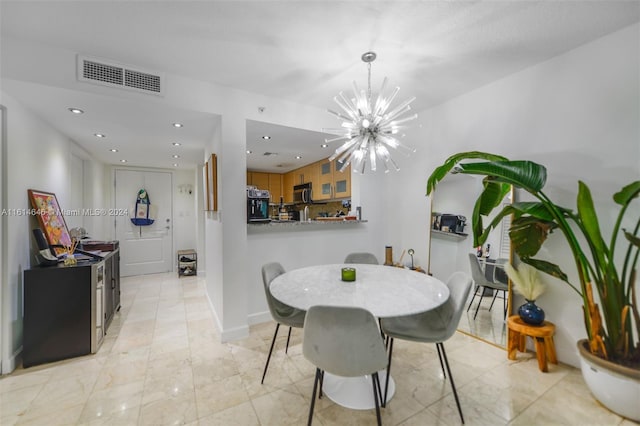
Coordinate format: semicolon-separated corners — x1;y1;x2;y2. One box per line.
507;315;557;372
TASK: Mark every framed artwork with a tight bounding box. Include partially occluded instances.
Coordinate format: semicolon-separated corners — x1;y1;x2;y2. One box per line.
203;160;210;211
209;153;218;211
27;189;72;255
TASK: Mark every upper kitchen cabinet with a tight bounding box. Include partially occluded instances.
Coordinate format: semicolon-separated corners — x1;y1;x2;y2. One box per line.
247;171;269;190
334;161;351;199
316;158;351;200
268;173;282;203
283;172;295;203
294;164;318;188
247;171;282;203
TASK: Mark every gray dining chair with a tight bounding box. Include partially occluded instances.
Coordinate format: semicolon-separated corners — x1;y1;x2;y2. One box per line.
379;271;473;424
303;305;388;426
467;253;509;320
344;252;379;265
261;262;306;384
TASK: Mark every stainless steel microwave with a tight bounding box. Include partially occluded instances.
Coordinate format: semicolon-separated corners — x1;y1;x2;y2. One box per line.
293;183;312;204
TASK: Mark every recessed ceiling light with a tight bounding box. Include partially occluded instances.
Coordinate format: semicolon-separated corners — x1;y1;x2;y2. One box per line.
172;155;180;159
68;108;84;114
261;135;271;140
94;133;106;138
172;142;182;146
109;149;118;153
246;150;252;154
173;163;178;167
120;159;127;163
296;155;303;159
321;143;329;148
172;123;183;128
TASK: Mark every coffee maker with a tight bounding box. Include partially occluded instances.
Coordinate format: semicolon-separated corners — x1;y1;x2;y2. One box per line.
246;186;271;223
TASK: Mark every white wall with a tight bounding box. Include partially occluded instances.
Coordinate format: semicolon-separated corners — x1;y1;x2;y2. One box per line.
173;168;197;253
386;23;640;367
0;92;106;372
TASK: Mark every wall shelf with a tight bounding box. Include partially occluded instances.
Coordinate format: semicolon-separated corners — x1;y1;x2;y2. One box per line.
431;229;467;241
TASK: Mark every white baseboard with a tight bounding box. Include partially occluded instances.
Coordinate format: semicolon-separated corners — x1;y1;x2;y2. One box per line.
2;345;21;375
204;289;250;343
204;290;223;334
248;311;272;325
220;325;250;342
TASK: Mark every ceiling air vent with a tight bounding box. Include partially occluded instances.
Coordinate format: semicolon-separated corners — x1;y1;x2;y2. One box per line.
77;55;164;95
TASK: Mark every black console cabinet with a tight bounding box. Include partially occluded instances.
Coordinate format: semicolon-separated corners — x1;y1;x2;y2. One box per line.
23;249;120;367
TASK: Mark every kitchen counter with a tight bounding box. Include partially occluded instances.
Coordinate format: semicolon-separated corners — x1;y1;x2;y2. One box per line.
248;219;367;231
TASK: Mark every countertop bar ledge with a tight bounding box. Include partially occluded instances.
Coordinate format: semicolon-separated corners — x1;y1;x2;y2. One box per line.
248;219;368;231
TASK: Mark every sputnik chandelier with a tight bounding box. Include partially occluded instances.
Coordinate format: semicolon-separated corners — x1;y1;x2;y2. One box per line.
324;51;417;173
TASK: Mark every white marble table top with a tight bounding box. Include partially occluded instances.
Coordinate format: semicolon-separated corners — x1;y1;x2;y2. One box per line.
270;264;450;318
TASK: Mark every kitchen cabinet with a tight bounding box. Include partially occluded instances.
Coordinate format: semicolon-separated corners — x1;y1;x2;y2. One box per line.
316;158;351;200
247;171;270;191
292;164;318;187
247;171;283;203
283;172;295;203
249;156;350;204
269;173;282;203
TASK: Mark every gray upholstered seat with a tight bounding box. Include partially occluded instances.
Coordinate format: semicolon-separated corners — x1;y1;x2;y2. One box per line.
344;252;379;265
467;253;509;320
261;262;306;384
380;272;473;423
303;305;388;426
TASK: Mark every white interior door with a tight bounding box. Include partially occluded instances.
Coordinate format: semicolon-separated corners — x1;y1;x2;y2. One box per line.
115;169;173;277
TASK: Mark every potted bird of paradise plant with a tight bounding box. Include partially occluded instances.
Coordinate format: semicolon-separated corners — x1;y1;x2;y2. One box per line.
427;151;640;420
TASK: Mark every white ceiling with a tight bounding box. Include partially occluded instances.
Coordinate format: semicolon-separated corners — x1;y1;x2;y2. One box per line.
1;1;638;172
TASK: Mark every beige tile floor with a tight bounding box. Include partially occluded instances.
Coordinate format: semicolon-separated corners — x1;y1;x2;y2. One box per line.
0;272;635;425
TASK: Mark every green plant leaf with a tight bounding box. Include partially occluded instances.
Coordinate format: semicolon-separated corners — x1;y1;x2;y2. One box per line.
509;216;556;258
624;229;640;248
474;204;513;247
577;181;608;266
520;258;570;285
477;180;511;216
455;160;547;193
613;181;640;206
511;202;558;221
426;151;509;195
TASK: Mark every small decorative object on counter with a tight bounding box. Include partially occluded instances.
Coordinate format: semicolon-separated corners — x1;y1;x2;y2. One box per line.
476;246;483;257
341;267;356;282
408;248;415;269
394;249;406;268
505;262;547;325
63;238;79;266
384;246;393;266
63;253;77;266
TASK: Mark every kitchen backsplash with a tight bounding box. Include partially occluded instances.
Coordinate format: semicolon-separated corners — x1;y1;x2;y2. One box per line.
304;201;352;218
270;200;353;220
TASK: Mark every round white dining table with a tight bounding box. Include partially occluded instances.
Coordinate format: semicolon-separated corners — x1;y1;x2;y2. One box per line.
269;263;450;410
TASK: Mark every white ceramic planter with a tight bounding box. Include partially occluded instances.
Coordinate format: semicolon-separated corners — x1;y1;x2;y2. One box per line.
577;340;640;422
